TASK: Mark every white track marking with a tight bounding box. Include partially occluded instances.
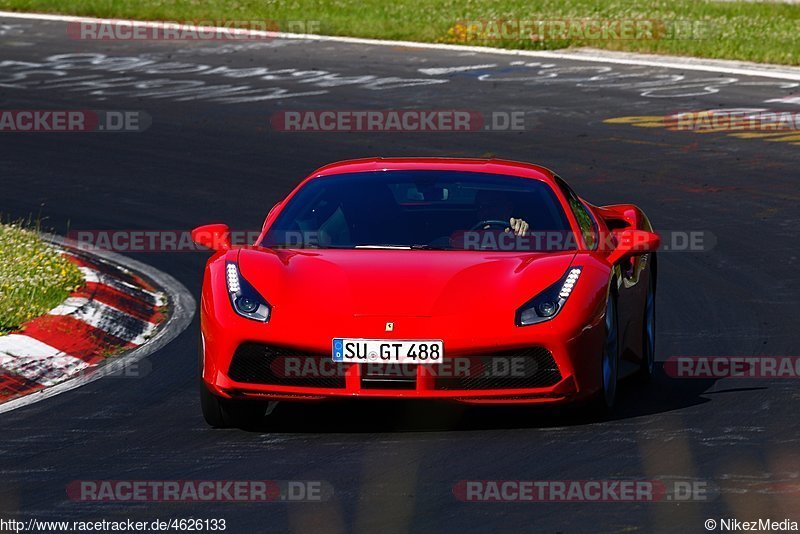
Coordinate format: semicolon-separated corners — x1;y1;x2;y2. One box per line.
0;335;88;386
78;266;166;306
418;64;497;76
765;96;800;105
49;297;158;345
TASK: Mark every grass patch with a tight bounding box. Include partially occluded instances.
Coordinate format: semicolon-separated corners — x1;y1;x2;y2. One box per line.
0;0;798;64
0;222;83;334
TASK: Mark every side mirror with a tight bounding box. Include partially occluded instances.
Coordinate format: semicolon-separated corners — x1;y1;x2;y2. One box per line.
191;223;231;251
606;229;660;265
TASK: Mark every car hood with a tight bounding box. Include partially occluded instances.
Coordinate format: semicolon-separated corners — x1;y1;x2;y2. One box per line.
238;248;577;318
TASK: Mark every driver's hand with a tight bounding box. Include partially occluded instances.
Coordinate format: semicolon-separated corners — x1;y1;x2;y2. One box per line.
506;218;529;236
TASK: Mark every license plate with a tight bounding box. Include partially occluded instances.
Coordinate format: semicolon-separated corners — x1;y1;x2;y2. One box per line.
332;339;444;364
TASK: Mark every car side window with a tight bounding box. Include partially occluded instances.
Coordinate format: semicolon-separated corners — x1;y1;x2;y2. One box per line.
554;176;598;250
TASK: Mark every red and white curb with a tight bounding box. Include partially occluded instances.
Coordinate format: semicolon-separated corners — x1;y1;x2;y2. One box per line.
0;235;195;413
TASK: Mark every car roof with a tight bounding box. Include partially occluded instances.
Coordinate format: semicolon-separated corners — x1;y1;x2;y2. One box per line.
308;157;557;184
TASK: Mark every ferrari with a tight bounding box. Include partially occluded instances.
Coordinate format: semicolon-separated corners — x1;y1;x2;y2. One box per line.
192;158;659;427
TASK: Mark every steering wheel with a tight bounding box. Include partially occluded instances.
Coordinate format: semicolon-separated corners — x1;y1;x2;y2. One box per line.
470;219;509;232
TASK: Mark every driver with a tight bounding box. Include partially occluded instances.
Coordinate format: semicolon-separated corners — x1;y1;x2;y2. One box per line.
475;190;529;236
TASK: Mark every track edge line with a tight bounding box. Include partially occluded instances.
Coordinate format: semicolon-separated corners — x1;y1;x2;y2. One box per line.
1;10;800;80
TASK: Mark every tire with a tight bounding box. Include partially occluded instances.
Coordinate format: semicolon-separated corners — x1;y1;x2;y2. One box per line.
638;265;656;381
200;378;233;428
199;340;265;429
200;379;267;429
589;287;620;416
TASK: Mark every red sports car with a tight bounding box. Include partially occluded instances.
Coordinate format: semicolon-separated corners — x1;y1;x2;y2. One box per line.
193;158;659;427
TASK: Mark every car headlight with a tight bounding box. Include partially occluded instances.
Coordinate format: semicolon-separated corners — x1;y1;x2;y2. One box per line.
516;267;582;326
225;262;271;322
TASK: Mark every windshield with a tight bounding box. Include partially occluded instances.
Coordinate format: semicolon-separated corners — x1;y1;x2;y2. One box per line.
262;170;575;251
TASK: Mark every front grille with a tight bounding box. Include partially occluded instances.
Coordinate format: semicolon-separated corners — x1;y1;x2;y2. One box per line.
434;347;561;390
228;342;346;388
361;363;416;390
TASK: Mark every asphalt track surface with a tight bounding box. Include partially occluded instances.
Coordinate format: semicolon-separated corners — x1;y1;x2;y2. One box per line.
1;16;799;533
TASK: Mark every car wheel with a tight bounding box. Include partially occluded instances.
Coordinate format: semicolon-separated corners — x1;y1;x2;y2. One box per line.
198;341;266;429
200;378;232;428
200;380;267;429
639;268;656;380
590;288;620;416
